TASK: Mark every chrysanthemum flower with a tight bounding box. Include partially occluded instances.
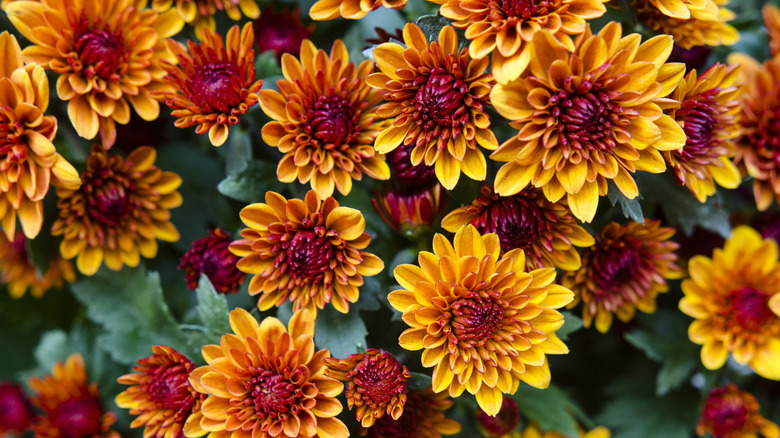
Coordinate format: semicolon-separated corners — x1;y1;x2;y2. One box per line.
697;384;780;438
633;0;719;20
562;220;681;333
322;349;411;428
0;231;75;299
367;24;497;190
388;224;574;415
259;40;390;199
184;308;347;438
442;185;594;271
680;226;780;379
154;23;262;147
253;7;312;59
437;0;608;83
490;23;687;222
476;396;519;437
0;32;81;240
309;0;405;20
151;0;259;40
51;144;182;276
515;423;611;438
229;190;384;315
633;0;738;50
0;382;36;436
361;388;461;438
662;63;742;202
116;345;206;438
5;0;183;148
179;228;244;294
28;354;119;438
373;184;447;236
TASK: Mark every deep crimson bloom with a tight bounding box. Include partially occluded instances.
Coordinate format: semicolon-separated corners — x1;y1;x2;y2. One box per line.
697;384;779;438
0;382;36;436
179;228;244;294
476;397;519;437
253;7;312;59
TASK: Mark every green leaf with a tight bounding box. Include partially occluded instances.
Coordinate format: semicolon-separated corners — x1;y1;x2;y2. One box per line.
606;180;643;223
511;384;584;438
255;50;282;79
217;160;287;204
406;372;432;391
34;330;71;373
194;274;231;345
556;312;583;341
314;305;368;359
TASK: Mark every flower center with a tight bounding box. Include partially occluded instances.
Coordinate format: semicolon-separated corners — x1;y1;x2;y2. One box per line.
84;174;135;227
187;63;244;112
283;231;333;279
0;111;26;172
387;143;437;187
307;95;358;146
500;0;551;19
727;287;774;333
412;71;469;133
245;367;316;419
750;104;780;165
553;85;626;151
478;196;550;255
702;395;749;436
676;92;721;160
348;353;407;410
449;293;505;347
592;238;643;294
50;396;104;438
146;362;196;417
75;26;126;80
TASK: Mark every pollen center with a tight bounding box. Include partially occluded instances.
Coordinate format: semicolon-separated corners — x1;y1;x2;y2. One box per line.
727;287;774;332
751;105;780;161
245;367;315;418
555;86;623;151
146;363;193;413
76;27;126;80
283;231;333;279
307;95;358;146
413;71;469;132
592;238;643;294
187;63;244;113
500;0;551;18
483;197;549;253
677;92;720;159
85;174;135;227
450;294;505;346
51;396;104;438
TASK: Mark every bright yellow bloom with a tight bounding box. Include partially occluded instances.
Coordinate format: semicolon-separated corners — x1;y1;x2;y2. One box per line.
0;32;81;239
184;308;348;438
151;0;259;40
0;231;75;299
154;23;262;146
229;190;384;315
51;144;182;276
633;0;738;50
259;40;389;199
490;23;686;222
309;0;405;20
5;0;182;148
438;0;608;83
388;224;574;415
680;226;780;380
663;63;742;203
368;24;497;190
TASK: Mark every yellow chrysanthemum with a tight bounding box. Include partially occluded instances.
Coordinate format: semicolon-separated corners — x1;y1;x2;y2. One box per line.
0;32;81;240
367;24;497;190
5;0;183;148
633;0;738;49
184;308;348;438
388;224;574;415
259;40;390;199
490;23;687;222
438;0;608;83
229;190;384;316
151;0;259;40
663;63;742;203
0;231;75;299
634;0;719;20
680;226;780;380
51;144;182;276
309;0;405;20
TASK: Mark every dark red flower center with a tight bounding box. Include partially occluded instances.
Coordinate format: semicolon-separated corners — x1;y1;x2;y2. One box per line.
701;390;750;436
474;195;551;257
75;26;126;80
368;396;422;437
501;0;552;19
676;91;722;160
413;71;469;133
84;173;135;227
0;383;36;432
146;362;197;417
347;352;407;409
727;287;774;333
283;231;333;279
306;94;359;146
449;293;505;346
750;104;780;165
187;63;245;113
245;366;315;419
253;8;311;59
591;237;644;294
387;143;437;187
553;84;628;151
179;229;244;294
477;397;519;437
50;396;104;438
0;112;26;170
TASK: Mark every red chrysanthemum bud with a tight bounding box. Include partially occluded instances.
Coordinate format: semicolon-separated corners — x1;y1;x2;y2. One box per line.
0;382;36;434
386;143;438;187
697;384;780;438
253;7;312;59
179;228;244;294
372;184;447;236
361;388;460;438
476;397;519;437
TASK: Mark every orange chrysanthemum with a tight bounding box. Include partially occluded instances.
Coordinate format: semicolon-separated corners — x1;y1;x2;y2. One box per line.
765;4;780;58
259;40;390;199
515;423;611;438
367;24;497;190
697;384;780;438
184;308;348;438
388;224;574;415
5;0;182;148
229;190;384;315
490;23;687;222
323;349;411;428
633;0;738;50
361;388;461;438
0;231;75;299
309;0;404;20
154;23;262;147
562;220;682;333
634;0;719;20
51;144;182;276
441;185;594;271
0;32;81;240
28;354;120;438
680;226;780;379
151;0;259;40
438;0;608;83
116;345;206;438
663;63;742;202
